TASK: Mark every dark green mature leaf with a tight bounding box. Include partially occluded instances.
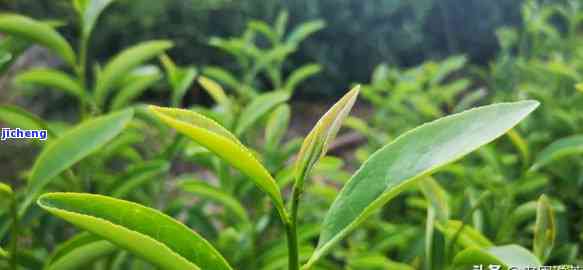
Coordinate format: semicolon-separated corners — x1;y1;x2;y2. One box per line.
38;193;233;270
149;106;287;222
454;245;541;269
305;100;539;268
534;195;555;263
531;135;583;171
294;86;359;188
94;41;173;107
14;68;88;101
235;91;290;136
46;233;117;270
0;14;76;66
27;109;133;207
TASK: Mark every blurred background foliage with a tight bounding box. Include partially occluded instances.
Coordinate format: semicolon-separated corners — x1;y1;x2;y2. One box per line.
1;0;523;97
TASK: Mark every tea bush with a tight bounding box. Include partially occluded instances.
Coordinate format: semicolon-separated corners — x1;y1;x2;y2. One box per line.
0;0;582;269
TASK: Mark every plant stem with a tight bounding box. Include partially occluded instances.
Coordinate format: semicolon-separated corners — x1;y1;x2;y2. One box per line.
9;195;18;269
285;218;299;270
287;177;304;270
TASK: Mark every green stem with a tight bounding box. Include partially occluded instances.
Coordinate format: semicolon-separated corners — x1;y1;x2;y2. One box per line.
77;35;89;118
287;176;304;270
285;219;299;270
9;195;18;269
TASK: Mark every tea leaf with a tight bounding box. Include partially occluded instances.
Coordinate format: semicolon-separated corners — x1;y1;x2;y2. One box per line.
436;220;492;249
198;76;231;109
202;66;240;91
14;68;88;101
0;14;76;66
0;105;55;137
0;246;7;259
94;41;173;107
265;104;291;151
349;255;415;270
235;91;290;136
454;245;541;269
286;20;325;46
534;195;555;263
149;106;287;222
110;67;162;111
530;135;583;171
0;183;13;210
306;100;538;268
419;177;449;224
109;160;170;198
284;63;322;93
294;86;359;188
38;192;233;270
76;0;115;38
180;180;251;229
28;109;133;205
160;54;197;107
46;233;117;270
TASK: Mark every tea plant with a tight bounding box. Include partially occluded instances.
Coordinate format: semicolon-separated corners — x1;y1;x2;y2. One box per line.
203;11;324;101
10;87;540;269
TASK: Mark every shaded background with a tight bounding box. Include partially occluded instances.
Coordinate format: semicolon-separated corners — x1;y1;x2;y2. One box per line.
0;0;523;97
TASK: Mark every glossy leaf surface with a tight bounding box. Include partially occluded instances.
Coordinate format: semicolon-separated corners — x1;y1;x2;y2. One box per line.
28;109;133;202
306;100;539;267
38;193;233;270
454;245;541;269
294;86;359;186
149;106;287;221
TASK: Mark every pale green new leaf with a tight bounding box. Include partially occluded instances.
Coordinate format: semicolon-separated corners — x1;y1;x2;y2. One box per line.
46;233;117;270
149;106;287;222
160;54;197;107
534;195;555;263
0;246;7;259
454;245;541;269
265;104;291;150
198;76;230;109
0;183;13;210
94;41;173;107
530;135;583;171
77;0;116;38
305;100;538;268
235;91;291;136
38;193;233;270
294;86;359;188
0;14;76;66
419;177;449;223
179;180;251;228
436;220;493;249
27;109;133;205
14;68;88;101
